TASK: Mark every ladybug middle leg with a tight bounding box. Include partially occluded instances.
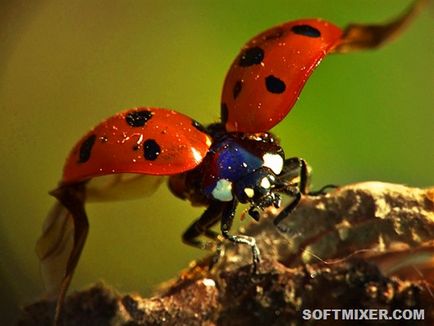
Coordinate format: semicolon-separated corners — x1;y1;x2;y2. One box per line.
183;200;260;271
182;201;223;250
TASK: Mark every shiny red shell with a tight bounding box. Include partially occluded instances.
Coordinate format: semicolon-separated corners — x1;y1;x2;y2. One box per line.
221;19;343;133
62;108;212;184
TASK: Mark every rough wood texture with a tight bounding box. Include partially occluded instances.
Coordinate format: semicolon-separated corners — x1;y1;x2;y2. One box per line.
19;182;434;325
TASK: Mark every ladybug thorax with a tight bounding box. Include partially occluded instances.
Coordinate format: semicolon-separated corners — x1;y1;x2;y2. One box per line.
201;134;284;203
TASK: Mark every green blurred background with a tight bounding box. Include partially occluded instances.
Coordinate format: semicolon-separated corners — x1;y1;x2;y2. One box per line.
0;0;432;323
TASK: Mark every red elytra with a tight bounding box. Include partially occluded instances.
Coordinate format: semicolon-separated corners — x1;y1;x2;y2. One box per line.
221;19;342;133
62;108;212;184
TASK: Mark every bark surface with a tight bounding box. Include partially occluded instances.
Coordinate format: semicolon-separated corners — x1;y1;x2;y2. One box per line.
19;182;434;325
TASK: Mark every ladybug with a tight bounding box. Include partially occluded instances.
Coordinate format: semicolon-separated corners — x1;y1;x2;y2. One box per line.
36;0;424;322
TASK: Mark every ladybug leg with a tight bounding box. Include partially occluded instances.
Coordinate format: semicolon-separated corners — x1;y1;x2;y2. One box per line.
182;201;223;250
49;184;89;325
273;163;335;233
308;184;338;196
220;200;261;272
272;187;302;234
282;157;337;196
281;157;309;194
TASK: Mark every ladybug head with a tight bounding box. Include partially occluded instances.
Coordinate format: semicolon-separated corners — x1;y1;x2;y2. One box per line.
234;168;281;215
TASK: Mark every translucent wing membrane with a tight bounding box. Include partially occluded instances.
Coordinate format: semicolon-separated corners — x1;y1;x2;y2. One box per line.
36;202;74;298
86;174;166;202
334;0;427;53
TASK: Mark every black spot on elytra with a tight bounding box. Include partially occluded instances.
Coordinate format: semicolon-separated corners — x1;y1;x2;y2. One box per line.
233;80;243;99
239;47;264;67
192;120;207;133
265;75;286;94
78;134;96;163
221;103;228;124
291;25;321;38
125;110;153;127
143;139;160;161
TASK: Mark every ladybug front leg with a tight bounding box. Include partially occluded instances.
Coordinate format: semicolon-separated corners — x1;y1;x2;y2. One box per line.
274;158;332;233
308;184;338;196
281;157;337;196
273;156;338;233
220;200;261;272
280;157;309;194
272;187;302;234
182;201;223;250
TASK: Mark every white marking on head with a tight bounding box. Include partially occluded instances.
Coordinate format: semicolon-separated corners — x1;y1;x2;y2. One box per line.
244;187;255;198
263;153;283;174
211;179;233;202
260;177;271;189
